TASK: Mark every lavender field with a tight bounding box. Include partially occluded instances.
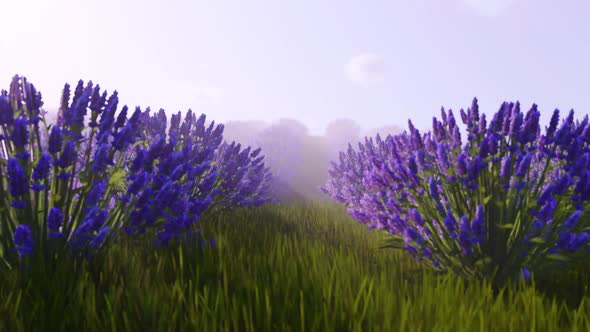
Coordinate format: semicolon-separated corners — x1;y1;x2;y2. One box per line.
2;0;590;330
1;75;590;331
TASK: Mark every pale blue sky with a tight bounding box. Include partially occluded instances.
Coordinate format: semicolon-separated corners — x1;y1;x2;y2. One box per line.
1;0;588;135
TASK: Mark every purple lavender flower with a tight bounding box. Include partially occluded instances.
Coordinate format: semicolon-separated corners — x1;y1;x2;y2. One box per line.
509;111;523;139
460;108;468;124
458;215;473;250
407;120;424;150
7;158;28;206
571;153;590;176
31;153;52;190
404;227;423;245
85;181;107;210
0;93;13;125
422;246;433;259
114;105;128;130
518;104;540;144
89;226;110;249
478;113;487;135
568;232;590;252
467;156;486;183
96;91;119;142
127;172;148;195
13;224;34;258
10;116;29;149
479;136;490;158
436;143;450;170
70;207;109;251
488;104;505;135
471;204;486;239
57;141;76;168
47;207;64;233
48;126;63;155
405;244;419;258
556;232;576;252
533;198;557;221
130;148;146;173
32;153;52;181
561;210;583;231
456;153;468;176
112;123;135;151
537;184;557;205
515;153;531;177
546;109;560;140
554;110;574;146
443;207;458;237
428;177;440;200
408;208;424;226
88;85;105;115
92;143;114;172
500;155;512;178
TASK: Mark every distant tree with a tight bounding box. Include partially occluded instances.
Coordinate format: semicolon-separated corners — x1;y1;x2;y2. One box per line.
222;120;268;147
254;118;308;198
324;118;361;162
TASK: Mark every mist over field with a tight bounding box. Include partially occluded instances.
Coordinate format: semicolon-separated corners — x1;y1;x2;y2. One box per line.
222;117;403;201
42;107;402;201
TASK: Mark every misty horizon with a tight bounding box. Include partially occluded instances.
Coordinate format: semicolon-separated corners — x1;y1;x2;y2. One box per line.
2;0;588;137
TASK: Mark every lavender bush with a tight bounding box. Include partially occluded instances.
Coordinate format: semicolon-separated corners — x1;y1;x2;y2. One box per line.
110;107;224;246
133;108;275;208
0;75;276;269
210;140;275;211
0;75;140;267
323;98;590;287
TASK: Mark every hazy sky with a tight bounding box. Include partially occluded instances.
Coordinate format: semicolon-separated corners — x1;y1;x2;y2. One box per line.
1;0;588;135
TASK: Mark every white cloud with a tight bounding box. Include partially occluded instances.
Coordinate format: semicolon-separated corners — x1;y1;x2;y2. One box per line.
346;53;385;86
461;0;516;17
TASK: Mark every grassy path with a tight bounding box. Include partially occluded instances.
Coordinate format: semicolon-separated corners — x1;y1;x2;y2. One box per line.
1;201;590;331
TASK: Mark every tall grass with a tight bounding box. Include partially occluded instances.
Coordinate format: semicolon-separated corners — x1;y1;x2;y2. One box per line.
1;201;589;331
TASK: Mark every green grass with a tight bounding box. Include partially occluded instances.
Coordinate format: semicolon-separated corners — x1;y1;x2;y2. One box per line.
1;201;590;331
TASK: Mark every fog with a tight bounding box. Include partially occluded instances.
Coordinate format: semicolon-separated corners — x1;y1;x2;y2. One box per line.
223;117;403;202
41;105;402;201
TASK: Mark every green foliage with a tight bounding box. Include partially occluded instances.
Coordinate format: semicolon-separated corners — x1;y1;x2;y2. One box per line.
0;202;589;331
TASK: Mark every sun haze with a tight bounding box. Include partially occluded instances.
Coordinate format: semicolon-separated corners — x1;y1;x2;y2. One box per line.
1;0;588;135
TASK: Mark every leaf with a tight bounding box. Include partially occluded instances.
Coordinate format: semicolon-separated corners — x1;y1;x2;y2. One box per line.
546;254;570;262
474;257;492;268
497;223;514;230
77;166;94;183
483;195;493;205
130;140;147;149
493;199;504;208
528;237;546;244
109;168;127;191
379;239;405;250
